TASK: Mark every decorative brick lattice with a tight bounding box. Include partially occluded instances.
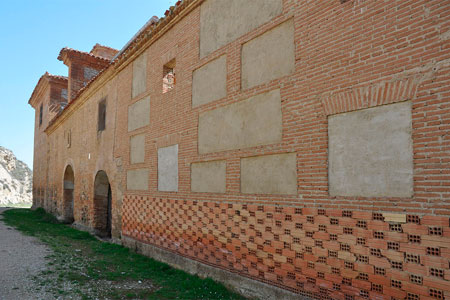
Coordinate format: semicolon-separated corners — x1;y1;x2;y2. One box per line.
122;198;450;299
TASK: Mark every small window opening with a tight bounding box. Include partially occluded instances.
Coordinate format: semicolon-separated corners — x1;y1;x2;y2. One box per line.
98;99;106;131
39;104;43;126
163;59;176;94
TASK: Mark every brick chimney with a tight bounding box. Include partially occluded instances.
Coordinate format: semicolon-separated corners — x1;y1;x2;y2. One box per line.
57;46;115;102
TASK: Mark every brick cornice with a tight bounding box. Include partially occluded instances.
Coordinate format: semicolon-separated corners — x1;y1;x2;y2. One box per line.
57;47;111;66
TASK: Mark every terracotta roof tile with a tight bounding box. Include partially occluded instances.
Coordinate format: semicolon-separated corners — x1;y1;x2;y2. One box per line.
44;72;68;82
57;47;112;62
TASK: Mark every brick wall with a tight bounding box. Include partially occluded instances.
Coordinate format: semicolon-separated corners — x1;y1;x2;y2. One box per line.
31;0;450;298
123;197;450;300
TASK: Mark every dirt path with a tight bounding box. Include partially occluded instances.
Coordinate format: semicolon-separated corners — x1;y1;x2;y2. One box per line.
0;207;52;300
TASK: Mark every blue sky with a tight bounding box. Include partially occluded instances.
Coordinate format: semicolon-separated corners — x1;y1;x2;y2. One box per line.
0;0;176;168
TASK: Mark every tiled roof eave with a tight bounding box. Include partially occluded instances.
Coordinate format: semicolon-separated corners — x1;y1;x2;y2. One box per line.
57;47;112;63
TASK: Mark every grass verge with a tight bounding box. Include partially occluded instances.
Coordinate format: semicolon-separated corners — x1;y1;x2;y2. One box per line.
2;208;246;300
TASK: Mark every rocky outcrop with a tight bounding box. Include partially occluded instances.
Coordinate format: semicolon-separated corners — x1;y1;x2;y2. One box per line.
0;146;32;206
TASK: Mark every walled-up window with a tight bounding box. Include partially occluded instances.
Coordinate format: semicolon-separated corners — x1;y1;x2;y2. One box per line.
98;99;106;131
39;104;43;126
163;59;176;94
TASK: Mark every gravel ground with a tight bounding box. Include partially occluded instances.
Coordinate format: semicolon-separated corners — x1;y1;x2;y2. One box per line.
0;207;53;300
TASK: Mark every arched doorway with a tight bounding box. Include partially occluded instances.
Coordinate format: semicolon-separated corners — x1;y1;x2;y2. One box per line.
62;165;74;223
93;170;112;238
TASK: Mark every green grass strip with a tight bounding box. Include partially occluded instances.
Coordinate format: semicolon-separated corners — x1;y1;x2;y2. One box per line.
2;208;246;300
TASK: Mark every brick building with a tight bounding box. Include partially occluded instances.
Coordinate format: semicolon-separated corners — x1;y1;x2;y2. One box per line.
28;1;450;299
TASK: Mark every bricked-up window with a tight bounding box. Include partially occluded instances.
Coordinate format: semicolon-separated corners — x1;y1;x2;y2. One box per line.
39;104;43;126
162;59;175;93
98;99;106;132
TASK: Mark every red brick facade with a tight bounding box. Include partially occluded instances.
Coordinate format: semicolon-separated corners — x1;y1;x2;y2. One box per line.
29;1;450;299
123;197;450;299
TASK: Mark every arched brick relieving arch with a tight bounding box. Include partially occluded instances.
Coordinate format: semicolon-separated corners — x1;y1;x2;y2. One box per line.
321;75;420;116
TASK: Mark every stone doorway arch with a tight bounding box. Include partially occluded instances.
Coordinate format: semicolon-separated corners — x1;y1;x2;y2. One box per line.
93;170;112;238
62;165;75;223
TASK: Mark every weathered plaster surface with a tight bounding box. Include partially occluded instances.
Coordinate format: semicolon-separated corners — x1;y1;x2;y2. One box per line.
128;96;150;132
242;19;295;89
199;0;283;58
328;101;413;197
126;169;149;191
191;160;226;193
241;153;297;195
132;53;147;98
198;89;282;154
158;145;178;192
192;55;227;107
130;134;145;164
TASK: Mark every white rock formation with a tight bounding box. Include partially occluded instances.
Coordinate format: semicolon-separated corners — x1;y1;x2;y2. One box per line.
0;146;32;206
